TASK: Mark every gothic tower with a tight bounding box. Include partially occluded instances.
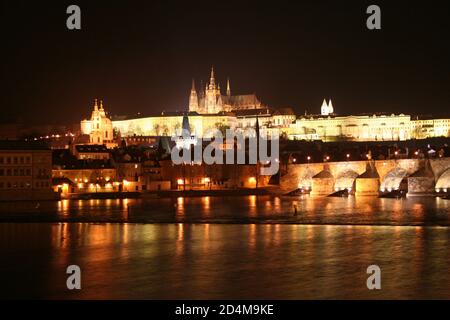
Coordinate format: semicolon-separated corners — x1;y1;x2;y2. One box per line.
204;66;223;113
188;79;199;112
328;99;334;114
321;98;329;115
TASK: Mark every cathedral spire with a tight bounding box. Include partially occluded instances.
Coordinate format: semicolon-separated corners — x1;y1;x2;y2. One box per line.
209;66;215;87
189;79;199;112
99;100;104;111
328;99;334;114
321;98;329;115
226;78;231;96
94;99;98;111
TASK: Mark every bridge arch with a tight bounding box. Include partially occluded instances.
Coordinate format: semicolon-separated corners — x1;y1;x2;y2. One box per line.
298;167;315;190
334;170;359;192
435;168;450;192
380;167;408;192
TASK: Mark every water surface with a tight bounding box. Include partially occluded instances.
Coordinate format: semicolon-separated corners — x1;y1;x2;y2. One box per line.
1;196;449;299
1;223;449;299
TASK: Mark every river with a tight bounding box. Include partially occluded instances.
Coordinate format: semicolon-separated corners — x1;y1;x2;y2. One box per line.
0;196;449;299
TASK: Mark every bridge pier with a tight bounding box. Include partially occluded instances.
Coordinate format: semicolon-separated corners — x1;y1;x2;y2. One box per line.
310;166;334;196
407;160;436;197
355;178;380;196
355;161;380;196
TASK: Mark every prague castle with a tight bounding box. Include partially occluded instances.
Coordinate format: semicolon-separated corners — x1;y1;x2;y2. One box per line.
188;67;262;113
80;67;450;145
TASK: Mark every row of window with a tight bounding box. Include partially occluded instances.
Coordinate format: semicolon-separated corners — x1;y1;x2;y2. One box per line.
0;168;32;176
0;156;31;165
0;181;50;189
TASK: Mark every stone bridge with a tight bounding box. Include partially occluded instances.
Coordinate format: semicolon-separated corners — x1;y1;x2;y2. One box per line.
279;157;450;196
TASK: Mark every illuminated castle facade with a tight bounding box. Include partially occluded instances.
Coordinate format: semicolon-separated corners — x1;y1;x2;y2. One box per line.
289;102;450;142
79;68;450;145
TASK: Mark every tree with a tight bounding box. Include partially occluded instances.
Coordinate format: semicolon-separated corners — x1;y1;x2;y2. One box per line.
215;122;230;136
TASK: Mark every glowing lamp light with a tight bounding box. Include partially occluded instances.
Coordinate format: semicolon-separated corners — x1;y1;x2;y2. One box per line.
444;188;448;193
248;177;256;183
435;188;440;193
123;180;129;186
203;177;210;183
177;179;184;185
77;183;83;189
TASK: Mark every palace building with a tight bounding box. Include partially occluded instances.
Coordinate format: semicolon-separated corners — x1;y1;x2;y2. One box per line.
79;68;450;146
289;112;413;142
289;107;450;142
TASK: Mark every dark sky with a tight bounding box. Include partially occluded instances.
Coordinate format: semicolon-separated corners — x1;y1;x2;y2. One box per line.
1;0;450;125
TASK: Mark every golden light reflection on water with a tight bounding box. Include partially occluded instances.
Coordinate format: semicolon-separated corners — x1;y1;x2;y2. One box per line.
202;197;211;217
248;195;257;217
177;223;184;241
248;224;256;251
40;195;450;227
274;197;281;211
1;222;450;299
176;197;185;216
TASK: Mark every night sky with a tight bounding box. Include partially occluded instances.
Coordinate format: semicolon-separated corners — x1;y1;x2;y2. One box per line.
1;0;450;125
